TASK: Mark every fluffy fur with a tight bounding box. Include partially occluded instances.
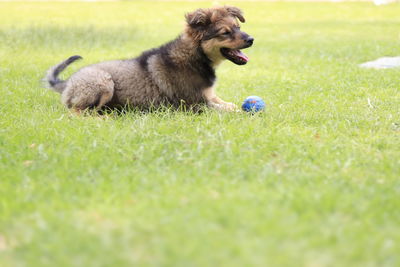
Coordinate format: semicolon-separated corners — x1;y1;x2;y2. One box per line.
45;6;254;112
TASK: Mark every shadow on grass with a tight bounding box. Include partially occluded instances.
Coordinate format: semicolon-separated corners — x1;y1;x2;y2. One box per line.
96;103;209;118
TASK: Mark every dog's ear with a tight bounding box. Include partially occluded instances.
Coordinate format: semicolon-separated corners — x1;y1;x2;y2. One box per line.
185;8;211;29
226;6;245;23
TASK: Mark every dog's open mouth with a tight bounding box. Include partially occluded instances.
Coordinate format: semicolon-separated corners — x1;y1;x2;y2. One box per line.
220;48;249;65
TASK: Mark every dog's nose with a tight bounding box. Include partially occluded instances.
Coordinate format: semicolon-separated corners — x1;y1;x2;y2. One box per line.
246;37;254;46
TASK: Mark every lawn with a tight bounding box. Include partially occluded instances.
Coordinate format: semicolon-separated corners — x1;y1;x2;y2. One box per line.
1;1;400;266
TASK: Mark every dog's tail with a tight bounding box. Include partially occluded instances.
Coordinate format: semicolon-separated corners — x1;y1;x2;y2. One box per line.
45;55;82;93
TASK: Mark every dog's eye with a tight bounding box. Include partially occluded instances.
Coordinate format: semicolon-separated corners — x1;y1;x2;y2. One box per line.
222;31;231;36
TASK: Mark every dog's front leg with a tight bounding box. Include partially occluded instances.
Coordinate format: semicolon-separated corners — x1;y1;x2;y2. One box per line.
203;87;239;112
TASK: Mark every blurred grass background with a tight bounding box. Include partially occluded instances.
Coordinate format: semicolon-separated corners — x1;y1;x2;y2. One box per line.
1;1;400;266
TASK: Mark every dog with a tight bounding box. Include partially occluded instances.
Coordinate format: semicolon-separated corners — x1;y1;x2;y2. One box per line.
45;6;254;112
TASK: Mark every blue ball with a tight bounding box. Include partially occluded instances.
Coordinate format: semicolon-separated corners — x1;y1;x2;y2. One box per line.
241;96;265;112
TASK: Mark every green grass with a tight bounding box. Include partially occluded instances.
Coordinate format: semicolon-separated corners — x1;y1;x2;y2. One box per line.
1;1;400;266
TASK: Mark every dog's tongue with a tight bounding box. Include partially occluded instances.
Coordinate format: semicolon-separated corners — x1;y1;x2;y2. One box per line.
233;50;249;62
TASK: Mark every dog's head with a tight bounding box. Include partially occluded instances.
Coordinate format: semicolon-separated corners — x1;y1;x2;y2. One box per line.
185;6;254;66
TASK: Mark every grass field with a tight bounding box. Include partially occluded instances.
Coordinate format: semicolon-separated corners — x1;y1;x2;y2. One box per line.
1;1;400;266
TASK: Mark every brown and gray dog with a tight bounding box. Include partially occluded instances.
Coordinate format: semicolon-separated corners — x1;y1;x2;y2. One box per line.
46;6;254;112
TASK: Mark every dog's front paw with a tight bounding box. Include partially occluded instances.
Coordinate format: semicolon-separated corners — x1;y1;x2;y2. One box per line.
221;102;239;112
209;101;239;112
